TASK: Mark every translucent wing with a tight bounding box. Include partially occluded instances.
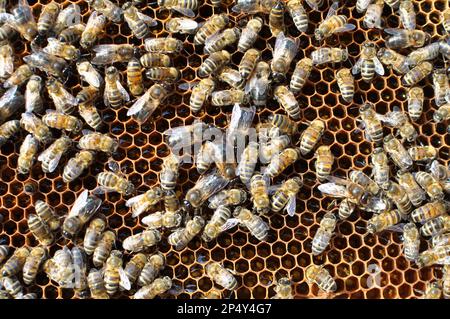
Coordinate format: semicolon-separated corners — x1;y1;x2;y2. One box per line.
177;18;198;31
91;186;112;195
384;28;403;36
273;31;287;60
334;24;356;33
325;1;339;19
43;38;60;54
78;64;102;88
0;13;13;24
116;79;130;102
351;57;363;75
305;0;321;10
172;6;195;18
221;218;240;232
69;189;89;217
0;86;19;106
91;45;115;65
104;80;110;106
136;12;157;27
125;193;144;207
204;30;223;53
229;103;242;130
119;267;131;290
178;82;196;91
0;51;13;76
127;89;151;116
373;57;385;76
317;183;347;198
285;194;297;217
86;10;99;29
44;151;63;173
64;4;81;26
141;212;163;226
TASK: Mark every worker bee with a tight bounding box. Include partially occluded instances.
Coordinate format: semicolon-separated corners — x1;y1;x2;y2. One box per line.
77;61;103;89
349;170;379;195
383;134;413;170
104;250;131;296
195;141;215;174
232;0;277;14
127;84;168;124
2;277;23;298
1;247;29;277
168;216;204;250
198;50;231;78
17;134;39;175
123;230;162;253
88;269;109;299
37;135;72;173
273;86;300;119
367;209;404;233
408;146;437;163
271;277;293;299
37;1;60;36
246;61;271;106
352;42;384;82
396;170;426;207
137;252;166;287
43;38;80;61
133;276;172;299
249;173;270;214
0;44;13;79
416;245;450;268
0;120;20;147
205;262;237;290
0;86;24;126
315;1;355;41
104;66;130;109
140;53;171;68
166;17;198;34
83;217;107;255
359;102;383;144
24;76;43;113
142;210;183;229
92;230;116;267
126;186;163;218
377;48;409;74
318;176;367;206
159;153;179;191
267;114;297;136
315;146;334;182
312;212;337;255
88;0;123;23
264;147;300;179
402;61;433;86
46;77;78;114
286;0;308;33
144;37;184;54
335;68;355;103
336;198;356;220
384;181;412;214
414;171;444;201
428;159;450;182
271;32;299;82
52;3;81;35
204;27;240;55
80;11;107;49
218;67;244;90
183;78;215;113
420;215;450;237
299;119;325;155
23;51;68;79
399;0;416;30
271;177;303;216
385;28;430;49
76;86;99;105
406;87;424;121
202;205;232;242
43;247;74;288
91;44;134;65
402;223;420;262
20;111;52;145
290;58;313;94
405;42;440;68
7;0;38;41
123;253;147;286
71;246;89;298
158;0;198;17
27;214;55;246
22;246;47;285
34;200;60;231
62;189;102;239
3;64;33;88
269;1;285;36
238;17;263;52
239;49;260;80
208;189;247;210
63;150;95;183
122;3;156;39
432;68;449;106
260;134;291;164
42;110;82;134
96;163;135;197
236;142;258;185
162;190;181;213
311;47;348;66
363;0;383;29
145;67;180;82
411;201;447;223
79;103;102;130
371;148;390;188
305;264;336;293
442;8;450;34
58;24;86;43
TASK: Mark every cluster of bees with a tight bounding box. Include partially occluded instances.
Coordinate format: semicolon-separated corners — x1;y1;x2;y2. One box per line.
0;0;448;299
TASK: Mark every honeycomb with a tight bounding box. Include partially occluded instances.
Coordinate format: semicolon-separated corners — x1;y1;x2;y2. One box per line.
0;0;448;299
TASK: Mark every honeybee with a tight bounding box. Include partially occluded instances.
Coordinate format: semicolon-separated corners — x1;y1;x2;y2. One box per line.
432;68;449;106
96;164;135;197
123;230;162;253
0;24;17;43
83;217;106;255
164;121;208;150
433;103;450;123
126;186;163;218
218;67;244;90
232;0;277;14
402;61;433;86
2;277;23;298
1;247;30;277
158;0;198;17
127;84;168;124
429;160;450;182
122;3;156;39
80;11;107;49
205;262;237;290
408;146;437;163
166;17;198;34
62;189;102;239
363;0;383;29
198;50;231;78
272;277;293;299
396;170;425;207
208;189;247;210
367;209;404;234
385;28;430;49
144;38;183;54
371;148;390;188
159;153;180;191
305;264;336;293
20;112;52;145
419;282;442;299
184;78;215;113
414;172;444;201
235;142;258;185
47;77;78;114
93;230;116;267
195;141;215;174
58;24;86;43
71;246;89;298
335;68;354;103
168;216;204;250
78;104;101;131
24;76;43;113
315;2;355;41
271;32;299;82
273;86;300;119
22;246;47;285
3;65;33;88
352;42;384;82
239;49;260;81
315;146;334;182
232;206;270;241
37;1;60;36
377;48;409;74
411;201;447;223
248;173;270;214
286;0;308;33
416;245;450;268
246;61;271;106
299;119;325;155
7;0;38;41
406;87;424;121
0;120;20;147
133;276;172;299
63;150;95;183
77;61;103;89
141;210;183;229
401;222;421;262
0;245;9;263
43;38;80;61
27;214;55;246
202;205;232;242
311;47;348;66
34;200;60;231
359;103;383;144
162;190;181;213
23;51;68;79
269;1;285;36
420;215;450;237
123;253;147;286
42;110;82;134
76;86;99;105
318;176;367;206
405;42;440;68
104;66;130;109
104;250;131;296
384;181;412;214
271;177;303;216
37;135;72;173
88;0;123;23
265;147;300;179
383;134;412;170
312;212;337;255
17;134;39;175
238;17;263;52
53;3;81;35
91;44;134;65
185;170;229;208
137;252;166;287
204;27;240;55
140;53;171;68
0;44;13;79
88;269;109;299
290;58;313;94
349;170;379;196
267;115;297;137
145;67;180;82
398;0;416;30
43;247;74;288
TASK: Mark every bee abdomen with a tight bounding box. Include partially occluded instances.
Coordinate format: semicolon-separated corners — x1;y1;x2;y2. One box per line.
271;193;288;212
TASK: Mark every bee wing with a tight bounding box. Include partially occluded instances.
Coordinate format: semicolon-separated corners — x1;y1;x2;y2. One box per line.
305;0;321;10
125;193;145;207
325;1;339;19
373;57;385;76
119;267;131;290
177;18;198;31
79;66;102;88
273;31;287;58
141;212;163;226
384;28;403;36
69;189;89;217
334;24;357;33
136;12;158;27
317;183;347;198
91;186;113;195
351;57;363;75
220;218;240;232
0;85;19;106
91;45;115;65
364;196;389;212
127;89;151;116
43;38;59;54
42;150;63;173
172;6;195;18
0;52;14;76
428;160;442;180
0;13;13;24
285;194;297;217
103;80;110;106
86;10;99;29
268;184;282;194
204;30;223;53
229;103;242;130
116;79;130;102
